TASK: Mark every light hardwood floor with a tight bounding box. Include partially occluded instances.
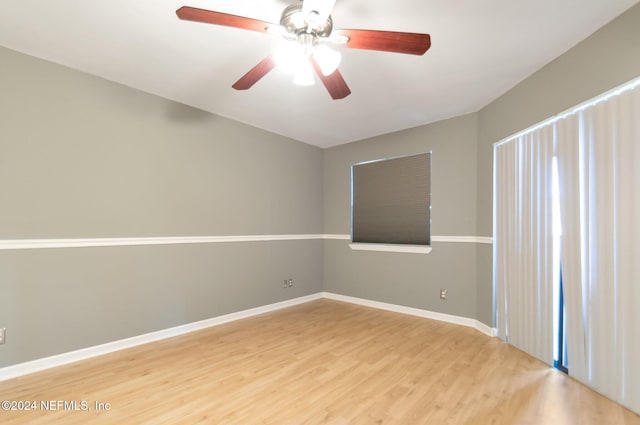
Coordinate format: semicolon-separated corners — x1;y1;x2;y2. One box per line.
1;299;639;424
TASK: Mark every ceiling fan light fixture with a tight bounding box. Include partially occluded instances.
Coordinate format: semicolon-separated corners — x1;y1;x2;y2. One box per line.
274;41;305;74
313;44;341;76
293;60;315;86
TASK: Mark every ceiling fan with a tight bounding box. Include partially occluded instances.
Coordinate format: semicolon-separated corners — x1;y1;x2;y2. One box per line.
176;0;431;99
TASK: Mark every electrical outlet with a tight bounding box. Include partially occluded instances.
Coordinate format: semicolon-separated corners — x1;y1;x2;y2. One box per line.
288;278;293;287
440;289;448;300
0;328;6;345
283;279;289;288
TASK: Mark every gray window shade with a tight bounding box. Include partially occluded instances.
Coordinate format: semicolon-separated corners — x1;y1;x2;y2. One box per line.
352;153;431;245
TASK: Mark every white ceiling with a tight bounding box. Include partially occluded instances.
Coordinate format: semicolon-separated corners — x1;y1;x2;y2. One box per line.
1;0;638;148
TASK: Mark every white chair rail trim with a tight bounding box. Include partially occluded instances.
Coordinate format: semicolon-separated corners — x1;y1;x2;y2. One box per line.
0;234;492;250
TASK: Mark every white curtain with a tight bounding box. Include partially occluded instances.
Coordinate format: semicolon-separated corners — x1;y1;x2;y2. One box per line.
557;84;640;413
494;126;555;365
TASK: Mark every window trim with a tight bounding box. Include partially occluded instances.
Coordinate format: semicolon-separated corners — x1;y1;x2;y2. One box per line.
349;243;432;254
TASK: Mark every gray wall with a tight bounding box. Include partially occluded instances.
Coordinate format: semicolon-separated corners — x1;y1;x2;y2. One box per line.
323;114;481;320
0;46;324;367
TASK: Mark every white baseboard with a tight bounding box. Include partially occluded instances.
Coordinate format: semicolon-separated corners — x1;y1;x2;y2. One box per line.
0;292;496;381
474;321;498;337
322;292;497;337
0;293;323;382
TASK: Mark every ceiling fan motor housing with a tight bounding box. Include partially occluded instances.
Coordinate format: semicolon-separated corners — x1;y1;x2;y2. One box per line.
280;2;333;37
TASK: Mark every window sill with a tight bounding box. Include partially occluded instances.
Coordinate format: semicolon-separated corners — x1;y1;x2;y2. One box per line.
348;243;432;254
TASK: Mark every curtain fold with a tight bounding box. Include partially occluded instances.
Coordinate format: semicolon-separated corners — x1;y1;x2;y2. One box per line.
555;113;588;381
494;127;555;365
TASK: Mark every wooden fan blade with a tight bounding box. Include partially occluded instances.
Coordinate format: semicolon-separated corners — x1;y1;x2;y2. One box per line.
310;58;351;100
333;29;431;55
176;6;274;34
232;56;276;90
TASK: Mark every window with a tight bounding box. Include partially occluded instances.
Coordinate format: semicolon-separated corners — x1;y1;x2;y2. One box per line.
551;157;568;374
350;152;432;253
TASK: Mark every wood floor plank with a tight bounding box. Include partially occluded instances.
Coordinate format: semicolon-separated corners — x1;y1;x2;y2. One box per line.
1;299;639;424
